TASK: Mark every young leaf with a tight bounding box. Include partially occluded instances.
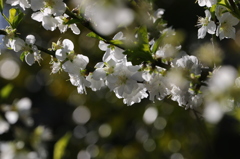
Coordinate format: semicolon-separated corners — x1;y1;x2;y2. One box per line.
136;26;151;53
109;39;123;45
0;84;14;99
0;0;3;13
12;11;24;28
210;4;217;13
9;8;17;24
54;132;71;159
86;32;105;41
137;26;149;45
63;18;79;25
123;45;153;65
8;8;24;28
20;51;28;62
151;33;165;54
122;26;153;65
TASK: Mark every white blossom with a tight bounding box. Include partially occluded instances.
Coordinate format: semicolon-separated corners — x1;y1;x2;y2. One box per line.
3;35;25;52
186;92;203;109
56;14;80;35
172;55;202;75
69;73;90;94
99;32;125;62
155;44;181;59
31;0;66;16
55;39;74;61
216;12;239;40
122;84;148;106
54;39;90;94
31;12;59;31
6;0;30;10
198;0;217;8
142;68;169;102
92;58;116;81
215;5;227;19
23;35;42;66
86;73;105;91
197;10;216;39
51;61;61;74
62;54;89;74
108;60;142;98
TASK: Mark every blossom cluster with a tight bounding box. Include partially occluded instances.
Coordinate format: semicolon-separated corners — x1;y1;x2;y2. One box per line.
197;0;240;40
6;0;80;33
1;29;204;109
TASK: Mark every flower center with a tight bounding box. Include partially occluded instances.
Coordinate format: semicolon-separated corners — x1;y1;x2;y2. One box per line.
118;74;127;84
198;17;208;26
67;52;75;61
44;0;55;8
219;22;228;32
105;66;114;75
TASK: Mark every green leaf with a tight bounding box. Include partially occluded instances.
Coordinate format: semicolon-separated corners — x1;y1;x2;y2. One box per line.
0;0;3;13
12;11;24;28
8;8;24;28
54;132;71;159
210;4;217;13
151;35;164;54
218;0;232;9
122;26;153;65
86;32;105;41
218;0;227;5
20;51;28;62
123;47;153;65
109;39;123;45
63;18;79;25
137;26;150;51
9;8;17;24
0;84;13;99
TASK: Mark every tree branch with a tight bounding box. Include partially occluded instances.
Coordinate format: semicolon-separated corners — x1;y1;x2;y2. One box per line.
0;29;7;35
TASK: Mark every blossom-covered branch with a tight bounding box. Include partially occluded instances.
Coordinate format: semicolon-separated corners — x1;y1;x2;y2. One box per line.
0;0;239;125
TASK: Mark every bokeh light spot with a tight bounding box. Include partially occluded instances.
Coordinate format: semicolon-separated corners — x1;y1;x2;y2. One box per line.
136;128;149;143
87;144;99;158
0;58;20;80
73;106;91;124
143;139;156;152
170;153;184;159
85;131;99;145
77;150;91;159
168;139;181;152
154;117;167;130
74;125;87;139
98;124;111;138
143;107;158;124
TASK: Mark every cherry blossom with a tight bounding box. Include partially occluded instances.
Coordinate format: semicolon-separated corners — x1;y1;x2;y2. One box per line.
198;0;217;8
197;10;216;39
6;0;30;10
216;12;239;40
